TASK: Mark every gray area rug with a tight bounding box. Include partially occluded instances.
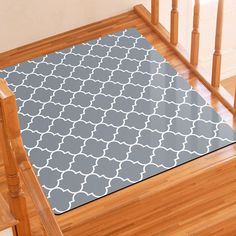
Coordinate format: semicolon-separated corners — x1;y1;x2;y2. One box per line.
1;28;236;215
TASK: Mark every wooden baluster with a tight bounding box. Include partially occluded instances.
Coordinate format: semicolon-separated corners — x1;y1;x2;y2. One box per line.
234;85;236;112
170;0;179;45
151;0;159;25
190;0;200;66
0;79;31;236
212;0;224;88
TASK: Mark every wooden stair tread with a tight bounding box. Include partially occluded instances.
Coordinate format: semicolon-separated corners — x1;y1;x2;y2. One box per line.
0;193;18;231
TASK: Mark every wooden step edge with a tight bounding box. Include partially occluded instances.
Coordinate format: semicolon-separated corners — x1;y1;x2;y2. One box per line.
0;193;18;231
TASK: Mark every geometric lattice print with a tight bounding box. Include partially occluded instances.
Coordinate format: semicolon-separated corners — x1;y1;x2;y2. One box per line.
1;28;236;214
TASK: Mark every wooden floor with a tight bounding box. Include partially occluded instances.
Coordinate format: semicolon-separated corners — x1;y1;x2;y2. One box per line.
1;9;236;236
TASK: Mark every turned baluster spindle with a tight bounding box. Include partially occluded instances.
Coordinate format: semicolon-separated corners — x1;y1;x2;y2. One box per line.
212;0;224;88
170;0;179;45
190;0;200;66
234;85;236;112
151;0;159;25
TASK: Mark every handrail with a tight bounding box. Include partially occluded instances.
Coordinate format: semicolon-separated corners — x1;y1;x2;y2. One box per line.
0;78;63;236
139;0;236;115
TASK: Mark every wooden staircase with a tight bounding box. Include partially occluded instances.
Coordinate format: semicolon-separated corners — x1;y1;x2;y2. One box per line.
1;1;236;235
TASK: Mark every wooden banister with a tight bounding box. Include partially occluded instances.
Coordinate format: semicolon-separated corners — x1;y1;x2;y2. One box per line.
0;78;63;236
190;0;200;66
170;0;178;45
151;0;159;25
212;0;224;88
0;79;31;236
135;3;235;114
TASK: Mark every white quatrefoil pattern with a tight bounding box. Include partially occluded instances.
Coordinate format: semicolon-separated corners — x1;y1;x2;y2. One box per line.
1;28;236;214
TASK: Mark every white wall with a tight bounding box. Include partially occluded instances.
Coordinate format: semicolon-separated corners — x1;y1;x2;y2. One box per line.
0;228;13;236
0;0;235;79
0;0;192;53
0;0;150;52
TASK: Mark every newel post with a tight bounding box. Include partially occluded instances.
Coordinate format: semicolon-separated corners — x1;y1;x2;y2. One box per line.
0;79;31;236
170;0;179;45
211;0;224;88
